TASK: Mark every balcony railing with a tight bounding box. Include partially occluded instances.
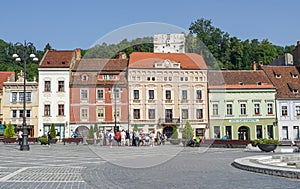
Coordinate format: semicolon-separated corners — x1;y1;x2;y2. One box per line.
165;99;172;103
158;118;180;124
133;99;140;103
196;99;203;103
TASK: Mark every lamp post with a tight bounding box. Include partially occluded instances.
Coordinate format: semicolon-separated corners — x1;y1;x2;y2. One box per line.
12;40;38;151
109;86;120;133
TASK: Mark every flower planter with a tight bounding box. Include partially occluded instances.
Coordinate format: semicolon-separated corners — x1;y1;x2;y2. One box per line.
258;144;277;152
169;139;181;145
86;139;95;145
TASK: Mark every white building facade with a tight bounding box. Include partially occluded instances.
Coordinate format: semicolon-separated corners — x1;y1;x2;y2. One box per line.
38;49;79;138
128;52;208;138
262;66;300;142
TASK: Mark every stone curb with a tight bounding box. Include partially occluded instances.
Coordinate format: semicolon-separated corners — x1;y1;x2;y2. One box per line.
232;156;300;179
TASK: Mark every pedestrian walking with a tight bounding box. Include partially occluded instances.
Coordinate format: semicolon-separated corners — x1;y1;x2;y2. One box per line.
18;130;23;146
47;131;52;146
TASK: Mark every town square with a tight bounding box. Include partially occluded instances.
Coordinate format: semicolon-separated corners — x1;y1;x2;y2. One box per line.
1;1;300;188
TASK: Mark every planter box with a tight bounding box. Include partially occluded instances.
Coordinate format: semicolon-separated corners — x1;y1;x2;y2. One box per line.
169;139;181;145
86;139;95;145
258;144;277;152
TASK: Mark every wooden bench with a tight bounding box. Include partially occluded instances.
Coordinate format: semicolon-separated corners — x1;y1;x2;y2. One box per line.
279;140;294;146
62;138;83;145
3;137;38;144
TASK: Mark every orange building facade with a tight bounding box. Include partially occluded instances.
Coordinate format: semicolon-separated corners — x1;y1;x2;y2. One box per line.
70;57;128;136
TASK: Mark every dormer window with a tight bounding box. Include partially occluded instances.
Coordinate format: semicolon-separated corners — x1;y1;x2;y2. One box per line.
62;61;66;64
239;82;244;86
256;81;262;86
291;72;298;78
273;70;281;78
287;83;298;94
82;75;88;81
47;61;50;64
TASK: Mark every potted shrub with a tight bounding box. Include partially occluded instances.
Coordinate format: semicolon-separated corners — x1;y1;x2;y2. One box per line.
181;121;194;146
50;124;57;143
4;122;15;138
252;138;279;152
86;125;95;145
169;126;180;145
38;134;48;145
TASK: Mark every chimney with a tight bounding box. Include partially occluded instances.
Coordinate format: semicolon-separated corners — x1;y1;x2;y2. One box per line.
253;61;257;71
118;52;127;59
75;48;81;61
297;41;300;46
258;61;263;69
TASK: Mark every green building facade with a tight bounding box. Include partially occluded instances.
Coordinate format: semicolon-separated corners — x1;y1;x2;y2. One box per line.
208;71;278;141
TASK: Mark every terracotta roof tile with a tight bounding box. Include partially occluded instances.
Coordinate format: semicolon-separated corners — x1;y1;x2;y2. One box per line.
70;58;128;86
128;52;207;69
0;72;15;90
262;66;300;98
72;58;128;72
208;70;275;89
39;50;75;68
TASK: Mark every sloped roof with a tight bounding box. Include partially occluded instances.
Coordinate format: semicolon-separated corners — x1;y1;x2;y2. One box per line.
0;72;15;90
128;52;207;69
262;66;300;98
72;58;128;72
39;50;75;68
208;70;275;89
70;58;128;86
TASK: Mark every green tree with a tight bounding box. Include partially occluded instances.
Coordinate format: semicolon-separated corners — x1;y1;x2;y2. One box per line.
4;122;15;138
50;123;56;140
88;125;94;139
133;125;138;132
44;43;52;53
171;125;178;139
182;121;194;140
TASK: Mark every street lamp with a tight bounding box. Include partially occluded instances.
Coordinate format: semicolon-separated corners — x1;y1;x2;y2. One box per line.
109;86;121;133
12;40;38;151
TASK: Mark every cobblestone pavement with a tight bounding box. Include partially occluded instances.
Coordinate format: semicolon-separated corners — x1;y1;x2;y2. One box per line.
0;143;299;189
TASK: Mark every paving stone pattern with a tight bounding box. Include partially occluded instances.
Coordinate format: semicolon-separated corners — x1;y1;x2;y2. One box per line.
0;143;299;189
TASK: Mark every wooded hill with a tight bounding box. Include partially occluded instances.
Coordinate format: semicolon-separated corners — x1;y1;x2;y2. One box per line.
0;18;295;80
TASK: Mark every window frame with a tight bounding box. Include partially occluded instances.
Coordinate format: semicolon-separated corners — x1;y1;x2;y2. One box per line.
254;103;260;115
44;81;51;92
148;109;155;119
133;90;139;99
281;105;288;116
240;103;247;115
212;104;218;116
96;89;104;100
166;90;171;100
80;89;88;101
58;104;64;116
133;109;140;119
44;104;51;116
58;81;65;92
148;90;154;99
226;104;232;116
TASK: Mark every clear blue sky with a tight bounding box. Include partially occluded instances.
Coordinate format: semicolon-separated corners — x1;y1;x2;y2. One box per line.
1;0;300;50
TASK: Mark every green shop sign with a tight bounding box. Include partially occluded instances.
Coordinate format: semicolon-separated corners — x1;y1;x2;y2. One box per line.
229;119;259;123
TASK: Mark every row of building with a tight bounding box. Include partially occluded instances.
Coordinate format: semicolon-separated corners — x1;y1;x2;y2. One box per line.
0;34;300;142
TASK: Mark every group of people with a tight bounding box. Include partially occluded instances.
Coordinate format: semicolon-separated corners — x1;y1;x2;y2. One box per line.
69;128;170;147
97;130;168;147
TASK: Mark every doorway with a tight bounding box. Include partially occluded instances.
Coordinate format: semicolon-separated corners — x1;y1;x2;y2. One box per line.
163;126;173;138
238;126;250;140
